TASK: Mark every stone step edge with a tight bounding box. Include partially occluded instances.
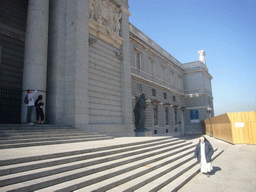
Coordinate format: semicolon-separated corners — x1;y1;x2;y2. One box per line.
0;130;100;136
0;136;114;150
0;127;75;131
150;148;221;192
0;137;175;166
0;124;73;127
5;146;196;192
168;148;224;192
0;140;188;178
0;134;109;144
88;151;196;192
0;143;194;188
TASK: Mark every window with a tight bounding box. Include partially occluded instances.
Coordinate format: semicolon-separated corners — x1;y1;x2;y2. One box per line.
152;89;156;96
190;110;199;123
170;70;175;84
174;108;178;125
162;65;166;81
153;105;158;125
173;96;176;102
135;51;141;70
163;92;167;99
137;84;142;93
165;107;169;125
151;60;155;76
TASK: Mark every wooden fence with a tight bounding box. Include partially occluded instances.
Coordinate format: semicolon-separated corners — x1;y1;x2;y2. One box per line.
204;111;256;144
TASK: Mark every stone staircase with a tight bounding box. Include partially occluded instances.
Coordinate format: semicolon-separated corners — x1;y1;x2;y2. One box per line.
0;136;223;192
0;124;114;149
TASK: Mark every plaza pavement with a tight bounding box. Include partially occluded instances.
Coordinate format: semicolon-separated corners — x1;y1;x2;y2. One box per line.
178;135;256;192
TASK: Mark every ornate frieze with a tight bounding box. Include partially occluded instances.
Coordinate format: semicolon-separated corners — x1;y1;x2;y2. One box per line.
89;0;123;49
90;0;122;35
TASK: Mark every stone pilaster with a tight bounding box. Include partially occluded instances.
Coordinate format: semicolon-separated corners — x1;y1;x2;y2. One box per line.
21;0;49;123
120;6;134;135
181;109;185;135
64;0;90;128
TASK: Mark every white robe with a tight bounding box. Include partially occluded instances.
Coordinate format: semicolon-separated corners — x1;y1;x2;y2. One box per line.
200;142;213;173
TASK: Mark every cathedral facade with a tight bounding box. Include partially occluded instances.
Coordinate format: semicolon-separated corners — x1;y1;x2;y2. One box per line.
0;0;214;136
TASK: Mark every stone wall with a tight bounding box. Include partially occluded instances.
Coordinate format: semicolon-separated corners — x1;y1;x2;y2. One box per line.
88;36;122;124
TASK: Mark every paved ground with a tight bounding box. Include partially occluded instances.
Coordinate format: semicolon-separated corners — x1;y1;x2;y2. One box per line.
178;135;256;192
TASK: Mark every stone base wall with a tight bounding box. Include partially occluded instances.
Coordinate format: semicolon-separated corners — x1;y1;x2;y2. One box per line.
88;36;122;124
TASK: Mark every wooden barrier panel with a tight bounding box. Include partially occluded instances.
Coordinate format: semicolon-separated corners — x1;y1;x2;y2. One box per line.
204;111;256;145
228;112;256;144
204;113;232;144
249;122;256;144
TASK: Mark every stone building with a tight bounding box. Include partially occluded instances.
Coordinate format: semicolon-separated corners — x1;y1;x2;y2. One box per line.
0;0;214;136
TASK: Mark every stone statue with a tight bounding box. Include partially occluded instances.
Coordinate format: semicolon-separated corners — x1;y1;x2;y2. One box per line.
96;0;103;24
133;93;149;131
113;7;122;34
89;0;95;20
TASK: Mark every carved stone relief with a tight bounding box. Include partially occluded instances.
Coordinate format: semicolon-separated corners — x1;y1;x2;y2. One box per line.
90;0;122;35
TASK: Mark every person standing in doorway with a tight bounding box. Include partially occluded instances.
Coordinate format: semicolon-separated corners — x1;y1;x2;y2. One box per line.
26;88;37;125
35;95;44;124
194;136;214;177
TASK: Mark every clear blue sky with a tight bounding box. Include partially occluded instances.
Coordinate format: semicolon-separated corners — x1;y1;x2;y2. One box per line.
129;0;256;116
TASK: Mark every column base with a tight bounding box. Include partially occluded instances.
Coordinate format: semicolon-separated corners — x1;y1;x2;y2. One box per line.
134;128;153;137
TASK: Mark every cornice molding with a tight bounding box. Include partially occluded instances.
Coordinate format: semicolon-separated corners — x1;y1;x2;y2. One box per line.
184;68;213;79
130;32;184;74
131;72;185;96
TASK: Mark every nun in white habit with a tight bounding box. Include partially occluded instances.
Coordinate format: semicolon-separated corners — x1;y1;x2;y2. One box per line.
194;136;214;176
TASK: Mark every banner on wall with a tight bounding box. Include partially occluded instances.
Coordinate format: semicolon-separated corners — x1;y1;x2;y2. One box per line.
190;110;199;123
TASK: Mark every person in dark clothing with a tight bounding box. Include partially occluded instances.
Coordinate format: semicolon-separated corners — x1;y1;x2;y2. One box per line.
194;136;214;177
35;95;44;124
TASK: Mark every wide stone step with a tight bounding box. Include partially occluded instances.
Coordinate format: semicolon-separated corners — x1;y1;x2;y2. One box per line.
0;138;190;191
0;137;173;167
79;148;195;192
34;143;195;192
0;130;99;136
0;139;187;186
0;125;114;149
0;138;179;177
0;136;224;192
0;136;114;149
0;125;73;131
0;134;109;144
157;149;223;192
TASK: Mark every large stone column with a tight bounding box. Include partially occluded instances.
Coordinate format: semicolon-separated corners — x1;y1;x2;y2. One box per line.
21;0;49;123
46;0;66;124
